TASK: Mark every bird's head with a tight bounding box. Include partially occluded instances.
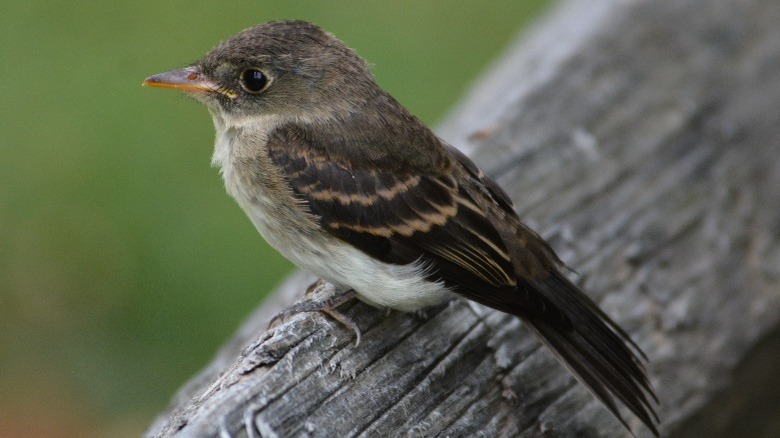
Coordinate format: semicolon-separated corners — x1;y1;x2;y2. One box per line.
144;21;377;127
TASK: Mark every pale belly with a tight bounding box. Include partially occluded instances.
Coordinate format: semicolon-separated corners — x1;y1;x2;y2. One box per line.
243;196;451;311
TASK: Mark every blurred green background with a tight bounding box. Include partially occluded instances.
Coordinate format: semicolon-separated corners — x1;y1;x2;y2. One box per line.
0;1;550;436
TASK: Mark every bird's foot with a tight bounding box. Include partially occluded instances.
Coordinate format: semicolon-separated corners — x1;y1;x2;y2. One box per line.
269;280;362;346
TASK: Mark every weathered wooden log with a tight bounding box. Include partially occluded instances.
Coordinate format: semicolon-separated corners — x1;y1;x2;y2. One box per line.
147;0;780;436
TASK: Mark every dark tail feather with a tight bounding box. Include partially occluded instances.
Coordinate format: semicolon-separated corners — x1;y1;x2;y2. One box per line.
525;271;659;436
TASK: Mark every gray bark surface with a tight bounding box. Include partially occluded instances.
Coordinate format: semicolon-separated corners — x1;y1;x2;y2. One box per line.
147;0;780;436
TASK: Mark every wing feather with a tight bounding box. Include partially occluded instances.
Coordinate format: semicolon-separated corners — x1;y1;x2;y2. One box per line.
266;125;516;292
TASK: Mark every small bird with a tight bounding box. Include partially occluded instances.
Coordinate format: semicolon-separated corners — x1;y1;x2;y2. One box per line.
144;20;658;435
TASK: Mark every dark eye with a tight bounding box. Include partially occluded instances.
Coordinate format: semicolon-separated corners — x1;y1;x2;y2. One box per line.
240;68;269;93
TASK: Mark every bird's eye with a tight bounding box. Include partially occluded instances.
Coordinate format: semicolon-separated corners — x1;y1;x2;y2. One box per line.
240;68;270;93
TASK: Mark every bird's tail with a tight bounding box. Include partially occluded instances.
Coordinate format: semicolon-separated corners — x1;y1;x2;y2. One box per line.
524;271;659;436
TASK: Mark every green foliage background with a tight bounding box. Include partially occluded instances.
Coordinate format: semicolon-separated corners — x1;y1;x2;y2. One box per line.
0;1;549;435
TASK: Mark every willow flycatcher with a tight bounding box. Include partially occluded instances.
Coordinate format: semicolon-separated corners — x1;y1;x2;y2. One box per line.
144;20;658;435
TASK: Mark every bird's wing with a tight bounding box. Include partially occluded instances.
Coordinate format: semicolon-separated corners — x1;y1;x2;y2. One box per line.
264;124;595;323
266;124;562;317
266;124;659;435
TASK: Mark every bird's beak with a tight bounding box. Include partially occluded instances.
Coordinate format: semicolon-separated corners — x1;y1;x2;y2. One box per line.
143;67;236;98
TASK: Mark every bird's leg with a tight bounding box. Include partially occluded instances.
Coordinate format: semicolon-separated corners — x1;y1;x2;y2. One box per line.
269;280;362;346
